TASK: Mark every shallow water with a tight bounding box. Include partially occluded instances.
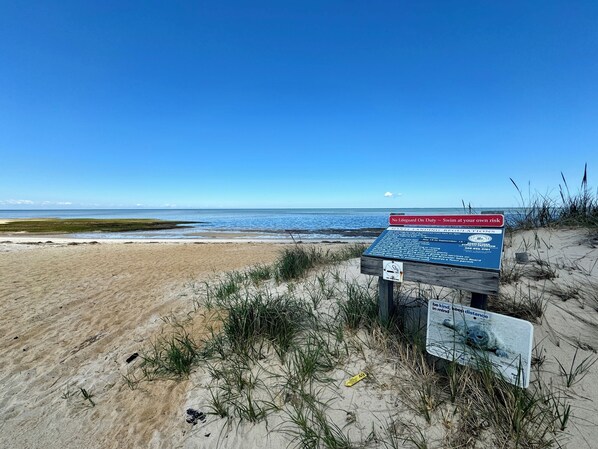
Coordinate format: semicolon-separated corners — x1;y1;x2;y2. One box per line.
0;208;517;239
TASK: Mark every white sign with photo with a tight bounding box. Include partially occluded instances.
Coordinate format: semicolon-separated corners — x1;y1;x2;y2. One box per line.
426;300;534;387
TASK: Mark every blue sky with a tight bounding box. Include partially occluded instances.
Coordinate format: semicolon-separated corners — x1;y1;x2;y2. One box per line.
0;1;597;209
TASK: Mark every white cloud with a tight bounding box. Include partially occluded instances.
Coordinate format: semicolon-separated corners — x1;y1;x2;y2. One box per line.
384;192;403;199
1;199;75;207
0;199;34;205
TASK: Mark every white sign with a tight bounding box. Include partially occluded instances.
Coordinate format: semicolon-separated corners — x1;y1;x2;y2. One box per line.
426;300;533;388
383;260;404;282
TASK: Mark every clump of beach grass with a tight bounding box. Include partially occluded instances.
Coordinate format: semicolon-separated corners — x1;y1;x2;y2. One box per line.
555;346;598;388
338;279;379;330
509;164;598;230
489;284;546;323
140;326;200;379
274;244;367;282
284;396;353;449
220;289;313;359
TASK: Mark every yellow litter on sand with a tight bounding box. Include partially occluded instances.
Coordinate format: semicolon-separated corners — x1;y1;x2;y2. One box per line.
345;372;367;387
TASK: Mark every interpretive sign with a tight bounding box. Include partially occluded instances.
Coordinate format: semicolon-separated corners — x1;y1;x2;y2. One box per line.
426;300;533;387
363;226;504;272
360;214;505;323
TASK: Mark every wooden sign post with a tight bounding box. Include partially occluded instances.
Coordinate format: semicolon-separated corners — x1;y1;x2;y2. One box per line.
360;214;504;322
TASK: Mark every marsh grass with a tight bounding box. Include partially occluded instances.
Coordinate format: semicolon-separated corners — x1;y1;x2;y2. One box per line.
0;218;194;234
206;387;230;418
525;258;559;281
207;271;247;303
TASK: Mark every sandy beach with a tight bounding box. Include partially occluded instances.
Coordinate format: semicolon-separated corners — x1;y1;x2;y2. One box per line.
1;229;597;449
0;241;295;448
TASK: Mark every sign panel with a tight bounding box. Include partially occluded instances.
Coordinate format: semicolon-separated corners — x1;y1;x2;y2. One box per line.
389;214;504;227
383;260;404;282
426;300;533;387
363;226;504;271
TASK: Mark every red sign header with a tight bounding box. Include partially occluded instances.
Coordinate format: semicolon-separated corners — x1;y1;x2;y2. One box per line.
389;214;504;228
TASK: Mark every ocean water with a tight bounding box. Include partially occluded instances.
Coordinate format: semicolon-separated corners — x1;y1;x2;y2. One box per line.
0;208;515;239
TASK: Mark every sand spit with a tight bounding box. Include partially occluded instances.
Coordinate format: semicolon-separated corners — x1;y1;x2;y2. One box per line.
1;229;597;448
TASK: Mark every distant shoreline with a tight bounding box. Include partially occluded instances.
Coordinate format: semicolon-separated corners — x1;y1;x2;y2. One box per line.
0;217;384;240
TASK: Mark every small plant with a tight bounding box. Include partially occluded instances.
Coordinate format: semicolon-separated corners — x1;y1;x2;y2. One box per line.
285;399;353;449
141;327;199;379
500;261;523;284
531;343;546;369
490;284;546;323
550;394;572;431
275;247;319;281
285;333;337;388
79;387;95;407
416;382;436;424
338;279;378;329
206;387;230;418
61;387;76;400
329;243;367;262
208;271;245;302
247;264;272;285
556;346;598;387
525;257;558;281
221;289;312;359
230;389;273;423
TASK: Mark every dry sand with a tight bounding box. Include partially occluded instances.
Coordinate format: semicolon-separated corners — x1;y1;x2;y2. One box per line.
1;229;598;449
0;241;294;449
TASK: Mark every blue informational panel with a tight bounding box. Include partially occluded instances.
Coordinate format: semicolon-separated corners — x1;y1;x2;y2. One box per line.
364;226;504;272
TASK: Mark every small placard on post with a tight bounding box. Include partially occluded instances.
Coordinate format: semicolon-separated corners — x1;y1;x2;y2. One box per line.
383;260;404;283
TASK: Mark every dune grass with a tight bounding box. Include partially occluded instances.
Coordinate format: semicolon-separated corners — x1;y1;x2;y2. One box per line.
0;218;195;234
509;164;598;229
128;237;573;448
275;243;367;282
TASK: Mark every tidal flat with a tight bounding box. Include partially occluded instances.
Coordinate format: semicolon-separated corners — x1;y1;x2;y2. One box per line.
0;218;197;234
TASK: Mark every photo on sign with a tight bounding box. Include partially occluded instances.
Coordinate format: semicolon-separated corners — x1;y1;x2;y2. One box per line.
382;260;404;282
426;300;533;387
